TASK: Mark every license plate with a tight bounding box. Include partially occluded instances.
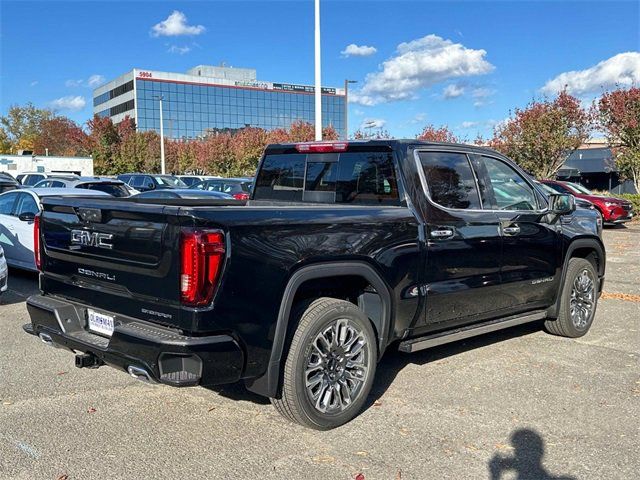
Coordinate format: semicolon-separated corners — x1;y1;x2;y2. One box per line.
87;309;115;337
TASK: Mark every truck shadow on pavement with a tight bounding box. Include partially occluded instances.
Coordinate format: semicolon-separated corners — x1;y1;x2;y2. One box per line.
0;268;38;306
365;321;544;409
208;322;546;409
488;428;576;480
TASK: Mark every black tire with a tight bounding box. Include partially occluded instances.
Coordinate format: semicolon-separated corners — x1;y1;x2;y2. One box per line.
271;297;377;430
545;258;599;338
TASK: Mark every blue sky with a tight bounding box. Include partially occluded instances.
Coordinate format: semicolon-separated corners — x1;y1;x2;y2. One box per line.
1;0;638;139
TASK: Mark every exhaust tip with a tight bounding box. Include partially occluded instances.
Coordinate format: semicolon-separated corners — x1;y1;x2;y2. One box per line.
39;332;54;346
127;366;155;384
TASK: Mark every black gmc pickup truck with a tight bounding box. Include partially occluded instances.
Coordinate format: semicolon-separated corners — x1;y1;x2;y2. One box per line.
25;140;605;429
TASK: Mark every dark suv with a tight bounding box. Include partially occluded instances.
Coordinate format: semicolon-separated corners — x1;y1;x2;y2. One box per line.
26;140;604;429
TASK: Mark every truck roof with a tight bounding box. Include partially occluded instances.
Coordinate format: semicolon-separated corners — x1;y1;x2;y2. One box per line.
263;139;503;157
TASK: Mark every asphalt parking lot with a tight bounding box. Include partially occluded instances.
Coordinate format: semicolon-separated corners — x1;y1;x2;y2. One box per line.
1;226;638;480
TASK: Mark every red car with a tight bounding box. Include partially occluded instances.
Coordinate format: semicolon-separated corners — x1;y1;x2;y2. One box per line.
541;180;634;225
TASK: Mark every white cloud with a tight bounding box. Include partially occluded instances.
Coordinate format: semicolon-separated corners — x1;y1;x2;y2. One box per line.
87;74;105;87
541;52;640;95
65;74;105;89
30;81;38;87
460;121;479;129
360;118;386;129
443;84;465;99
65;79;83;87
471;87;495;107
151;11;205;37
350;34;494;106
341;44;377;57
168;45;191;55
49;96;86;111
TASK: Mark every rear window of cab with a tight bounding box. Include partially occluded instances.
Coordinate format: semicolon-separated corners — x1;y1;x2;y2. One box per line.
254;152;400;205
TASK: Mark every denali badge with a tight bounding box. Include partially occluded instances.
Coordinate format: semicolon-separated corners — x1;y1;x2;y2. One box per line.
78;268;116;282
71;230;114;250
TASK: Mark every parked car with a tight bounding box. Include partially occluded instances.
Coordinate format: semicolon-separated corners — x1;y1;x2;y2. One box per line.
25;140;604;429
176;175;220;187
132;189;235;200
33;177;131;197
190;178;252;200
0;188;109;271
16;172;79;186
0;172;21;193
541;179;633;225
0;245;7;296
534;180;598;212
117;174;187;192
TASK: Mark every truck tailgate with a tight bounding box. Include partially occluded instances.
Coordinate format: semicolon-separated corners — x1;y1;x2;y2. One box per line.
39;196;190;330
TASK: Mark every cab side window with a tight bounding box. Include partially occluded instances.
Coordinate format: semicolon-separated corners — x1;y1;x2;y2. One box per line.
480;156;537;211
418;152;481;210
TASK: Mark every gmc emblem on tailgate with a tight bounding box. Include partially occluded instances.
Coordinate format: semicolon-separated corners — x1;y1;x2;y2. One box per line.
71;230;114;250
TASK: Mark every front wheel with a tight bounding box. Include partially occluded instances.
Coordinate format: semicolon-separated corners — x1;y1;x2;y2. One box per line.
271;297;377;430
545;258;599;338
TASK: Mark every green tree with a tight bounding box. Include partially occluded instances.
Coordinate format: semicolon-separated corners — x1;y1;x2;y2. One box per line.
598;87;640;192
490;91;592;178
0;103;53;151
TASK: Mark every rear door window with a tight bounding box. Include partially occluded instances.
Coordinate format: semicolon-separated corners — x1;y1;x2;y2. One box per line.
418;152;481;210
254;151;399;205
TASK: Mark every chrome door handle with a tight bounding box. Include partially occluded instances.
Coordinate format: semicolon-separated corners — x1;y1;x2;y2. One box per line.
502;226;520;236
430;228;454;239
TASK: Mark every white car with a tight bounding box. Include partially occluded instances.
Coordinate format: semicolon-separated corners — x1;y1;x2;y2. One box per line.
0;188;110;271
0;245;7;295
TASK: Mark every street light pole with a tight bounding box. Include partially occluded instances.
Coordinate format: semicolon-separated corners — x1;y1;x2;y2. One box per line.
344;79;357;140
154;95;166;174
314;0;322;141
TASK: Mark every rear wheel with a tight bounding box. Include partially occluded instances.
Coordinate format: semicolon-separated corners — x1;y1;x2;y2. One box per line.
271;297;377;430
545;258;599;338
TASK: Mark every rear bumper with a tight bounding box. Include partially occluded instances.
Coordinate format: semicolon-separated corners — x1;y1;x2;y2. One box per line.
25;294;244;387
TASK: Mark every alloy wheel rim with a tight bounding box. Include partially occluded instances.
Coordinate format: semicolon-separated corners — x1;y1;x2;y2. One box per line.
570;269;595;329
305;318;369;414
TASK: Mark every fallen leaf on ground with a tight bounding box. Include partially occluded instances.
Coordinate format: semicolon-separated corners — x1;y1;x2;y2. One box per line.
601;292;640;302
208;407;216;412
2;401;13;406
312;455;335;464
87;407;97;414
373;400;382;407
57;372;68;376
56;474;69;480
354;451;368;457
396;470;402;480
355;474;365;480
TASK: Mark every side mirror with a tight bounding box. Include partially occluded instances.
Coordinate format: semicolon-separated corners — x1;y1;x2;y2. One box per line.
549;194;576;215
18;212;36;222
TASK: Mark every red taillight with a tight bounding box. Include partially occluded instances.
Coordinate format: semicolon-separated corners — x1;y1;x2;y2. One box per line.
34;214;42;271
295;142;348;153
180;229;225;306
233;192;250;200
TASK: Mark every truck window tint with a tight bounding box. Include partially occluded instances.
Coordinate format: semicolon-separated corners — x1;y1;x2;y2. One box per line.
254;154;306;201
335;152;398;205
482;156;537;211
419;152;481;209
255;152;399;205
